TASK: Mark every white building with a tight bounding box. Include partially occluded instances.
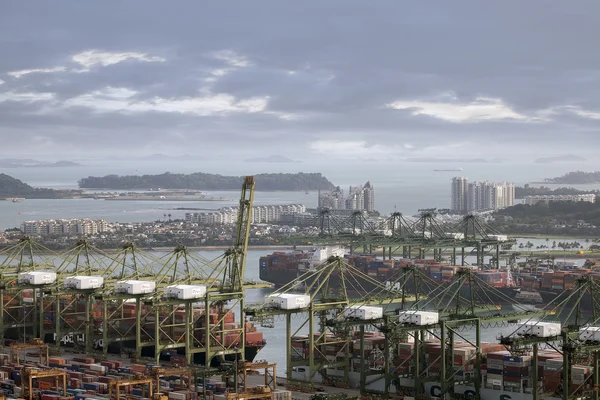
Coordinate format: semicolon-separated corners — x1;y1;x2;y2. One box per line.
21;219;108;235
451;177;468;213
319;182;375;212
454;178;515;213
524;194;597;205
185;204;306;225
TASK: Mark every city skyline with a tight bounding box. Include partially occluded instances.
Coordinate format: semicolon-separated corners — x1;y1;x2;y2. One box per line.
451;177;515;213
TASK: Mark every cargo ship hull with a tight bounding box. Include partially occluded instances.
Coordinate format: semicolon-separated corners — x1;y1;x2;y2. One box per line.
538;289;595;313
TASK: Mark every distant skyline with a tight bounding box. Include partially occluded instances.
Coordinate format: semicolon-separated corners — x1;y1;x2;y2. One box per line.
1;1;600;164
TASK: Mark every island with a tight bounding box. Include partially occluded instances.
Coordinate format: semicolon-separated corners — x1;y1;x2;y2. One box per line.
515;184;599;198
0;159;82;168
542;171;600;184
0;174;81;199
78;172;336;191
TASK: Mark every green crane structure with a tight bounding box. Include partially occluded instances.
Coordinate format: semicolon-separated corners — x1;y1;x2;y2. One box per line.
324;267;550;398
499;277;600;400
299;211;514;268
0;177;268;369
246;256;441;387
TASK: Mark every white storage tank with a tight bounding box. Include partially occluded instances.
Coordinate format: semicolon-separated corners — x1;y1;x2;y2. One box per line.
164;284;207;299
63;276;104;290
18;271;57;285
115;280;156;295
398;311;439;326
578;327;600;342
516;321;562;338
342;305;383;320
267;293;310;310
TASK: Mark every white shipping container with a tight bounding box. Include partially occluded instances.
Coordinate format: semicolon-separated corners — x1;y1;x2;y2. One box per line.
115;280;156;294
89;364;107;373
398;311;439;326
272;389;293;400
267;294;310;310
164;284;207;299
515;321;561;338
342;305;383;320
168;393;187;400
18;271;57;285
64;276;104;290
578;326;600;342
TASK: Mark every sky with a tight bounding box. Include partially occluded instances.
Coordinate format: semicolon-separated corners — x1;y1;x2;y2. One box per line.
1;1;599;165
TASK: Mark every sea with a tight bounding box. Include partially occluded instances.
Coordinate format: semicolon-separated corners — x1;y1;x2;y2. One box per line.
1;159;599;372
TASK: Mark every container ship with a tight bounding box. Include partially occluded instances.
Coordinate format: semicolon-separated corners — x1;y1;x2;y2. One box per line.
290;332;574;399
259;248;529;305
517;259;600;314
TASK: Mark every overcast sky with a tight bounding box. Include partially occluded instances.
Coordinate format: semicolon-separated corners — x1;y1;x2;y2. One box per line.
1;1;599;163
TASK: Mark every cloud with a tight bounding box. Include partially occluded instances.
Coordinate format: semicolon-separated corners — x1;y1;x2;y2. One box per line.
0;91;55;103
58;86;284;117
212;50;250;68
406;157;503;164
309;140;398;159
8;67;67;78
1;1;600;161
386;95;532;123
0;79;4;85
571;108;600;120
71;50;166;70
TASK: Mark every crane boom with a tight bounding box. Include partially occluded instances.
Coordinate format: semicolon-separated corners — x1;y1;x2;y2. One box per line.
223;176;255;291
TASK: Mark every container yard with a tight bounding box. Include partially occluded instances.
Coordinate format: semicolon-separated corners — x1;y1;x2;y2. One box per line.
3;177;600;400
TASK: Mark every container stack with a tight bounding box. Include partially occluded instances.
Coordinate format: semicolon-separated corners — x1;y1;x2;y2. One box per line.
502;355;531;391
475;271;508;287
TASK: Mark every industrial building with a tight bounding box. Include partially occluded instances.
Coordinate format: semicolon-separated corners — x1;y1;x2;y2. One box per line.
524;193;597;205
451;178;515;213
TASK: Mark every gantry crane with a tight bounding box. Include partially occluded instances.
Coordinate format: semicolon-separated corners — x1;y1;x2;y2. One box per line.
246;255;424;387
226;361;276;400
108;376;154;400
10;338;49;365
322;266;550;398
21;367;67;400
500;276;600;400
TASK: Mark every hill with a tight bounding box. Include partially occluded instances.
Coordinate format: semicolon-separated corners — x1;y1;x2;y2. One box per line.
0;174;68;199
491;198;600;236
515;184;599;198
78;172;336;191
543;171;600;184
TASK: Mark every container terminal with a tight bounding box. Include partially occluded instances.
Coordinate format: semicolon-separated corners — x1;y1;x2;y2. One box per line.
1;177;600;400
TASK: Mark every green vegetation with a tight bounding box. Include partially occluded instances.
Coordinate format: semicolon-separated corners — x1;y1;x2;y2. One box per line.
491;198;600;236
543;170;600;184
516;184;599;198
78;172;336;191
0;173;73;199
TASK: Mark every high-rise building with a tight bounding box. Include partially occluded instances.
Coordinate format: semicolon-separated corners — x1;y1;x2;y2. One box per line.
363;181;375;212
318;182;375;212
454;178;515;213
451;177;468;213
